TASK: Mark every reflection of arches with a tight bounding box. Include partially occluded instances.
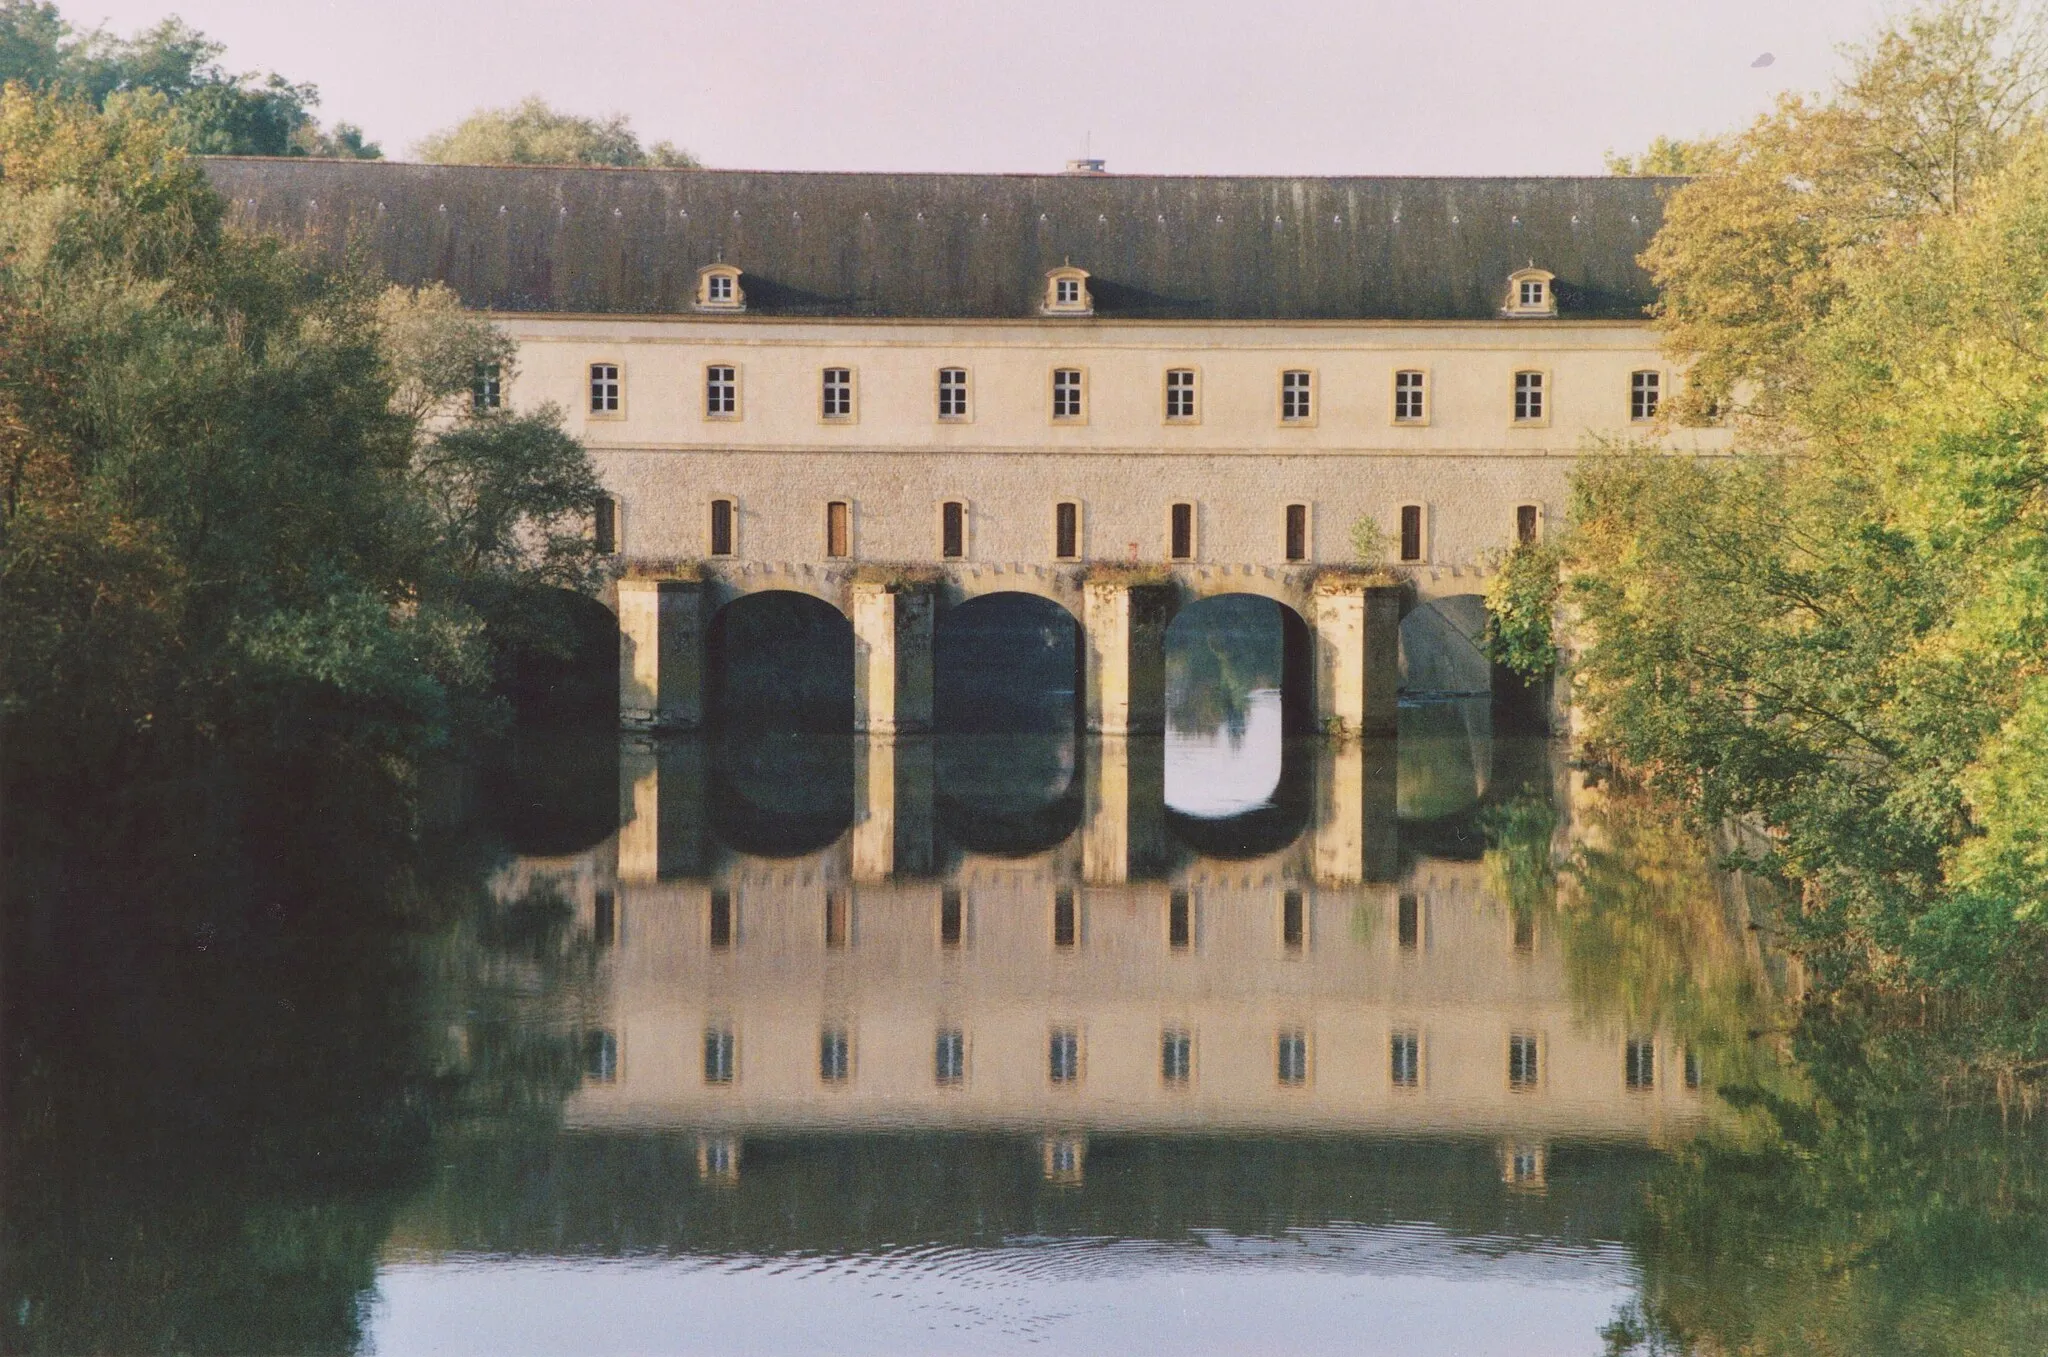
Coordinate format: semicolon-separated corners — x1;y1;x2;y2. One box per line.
934;592;1080;734
496;585;618;721
707;590;853;732
709;733;854;857
935;733;1082;856
1165;736;1314;859
1164;594;1315;740
491;722;621;856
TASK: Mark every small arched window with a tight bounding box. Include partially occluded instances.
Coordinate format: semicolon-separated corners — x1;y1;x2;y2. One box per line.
1042;265;1093;315
1503;267;1557;317
696;264;746;311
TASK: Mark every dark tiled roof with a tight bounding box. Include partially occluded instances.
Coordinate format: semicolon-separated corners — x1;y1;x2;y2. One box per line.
201;158;1677;321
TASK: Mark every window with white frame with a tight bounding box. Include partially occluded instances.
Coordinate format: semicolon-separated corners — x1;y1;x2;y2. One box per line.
1391;1030;1420;1087
1520;277;1547;308
589;362;620;414
706;364;737;417
821;367;853;419
1631;369;1661;421
1281;369;1314;421
1514;370;1545;422
1057;277;1081;305
1277;1028;1309;1085
1161;1028;1192;1085
1052;368;1085;420
1394;369;1426;422
938;367;969;419
1165;368;1197;420
472;362;502;412
707;273;734;303
935;1028;966;1085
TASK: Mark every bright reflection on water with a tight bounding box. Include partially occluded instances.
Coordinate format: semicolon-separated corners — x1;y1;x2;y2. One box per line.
1165;687;1285;817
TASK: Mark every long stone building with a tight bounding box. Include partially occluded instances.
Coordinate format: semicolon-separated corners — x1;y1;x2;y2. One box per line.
203;158;1725;732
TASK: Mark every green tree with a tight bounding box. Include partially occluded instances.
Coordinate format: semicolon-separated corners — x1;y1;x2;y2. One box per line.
1603;134;1722;176
414;95;696;168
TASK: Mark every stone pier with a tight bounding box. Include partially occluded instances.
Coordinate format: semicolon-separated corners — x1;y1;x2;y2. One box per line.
1312;737;1400;885
851;581;936;734
852;735;936;881
1082;581;1177;736
618;578;705;731
1082;736;1169;884
617;736;708;882
1312;581;1403;737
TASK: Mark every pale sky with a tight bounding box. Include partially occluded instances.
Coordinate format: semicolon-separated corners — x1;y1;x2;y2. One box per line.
68;0;1897;174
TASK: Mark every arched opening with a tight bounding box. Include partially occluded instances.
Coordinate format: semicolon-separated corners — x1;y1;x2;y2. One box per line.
936;735;1082;857
1163;595;1313;822
707;591;853;732
488;724;621;857
710;732;855;857
490;585;618;723
934;592;1080;733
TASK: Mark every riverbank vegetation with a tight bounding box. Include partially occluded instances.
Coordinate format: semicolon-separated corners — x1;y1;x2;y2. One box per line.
1501;0;2048;1068
0;86;607;798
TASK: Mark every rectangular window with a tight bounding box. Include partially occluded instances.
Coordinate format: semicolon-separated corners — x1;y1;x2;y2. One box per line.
1398;893;1420;951
706;273;734;302
1509;1033;1540;1090
1165;368;1197;420
706;364;736;416
941;501;966;559
1056;277;1081;305
594;890;616;947
704;1026;736;1084
709;890;733;949
820;1027;851;1083
472;362;502;412
1514;370;1545;422
710;498;736;556
1684;1047;1702;1090
1520;278;1546;308
1394;369;1426;422
938;367;969;419
1391;1030;1420;1088
1161;1028;1192;1085
824;891;850;949
825;501;850;558
1399;504;1424;563
1631;369;1661;421
1513;910;1535;953
1281;369;1314;421
1626;1038;1656;1091
593;496;618;556
935;1028;966;1085
1168;890;1191;950
1284;504;1308;562
584;1030;619;1083
1055;502;1080;560
1282;890;1305;951
589;362;620;414
1170;502;1194;561
822;366;853;419
1053;889;1077;948
1277;1029;1309;1086
940;889;963;947
1052;368;1085;420
1049;1027;1081;1083
1515;504;1539;548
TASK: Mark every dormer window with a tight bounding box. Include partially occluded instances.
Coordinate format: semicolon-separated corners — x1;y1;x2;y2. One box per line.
1503;267;1557;317
696;265;745;311
1043;266;1093;316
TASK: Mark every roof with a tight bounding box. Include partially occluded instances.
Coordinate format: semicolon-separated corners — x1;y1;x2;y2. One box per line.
201;158;1679;322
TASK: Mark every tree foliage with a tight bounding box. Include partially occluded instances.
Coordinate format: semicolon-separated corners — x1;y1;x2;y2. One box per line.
0;1;378;157
414;96;696;168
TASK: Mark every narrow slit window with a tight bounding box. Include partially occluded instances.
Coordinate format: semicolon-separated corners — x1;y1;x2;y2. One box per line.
941;501;966;559
594;890;616;947
938;367;969;419
1282;890;1305;951
1513;910;1535;953
819;1027;851;1083
1053;889;1077;948
1515;504;1539;548
1277;1029;1309;1085
1055;502;1080;560
935;1028;966;1085
1169;502;1194;561
1285;504;1308;562
1161;1028;1192;1085
1684;1048;1702;1090
940;889;963;947
709;890;733;949
825;501;851;558
1394;369;1426;422
1281;369;1314;421
710;498;736;556
704;1026;736;1084
1049;1027;1081;1083
1052;368;1085;420
822;367;853;419
1509;1033;1540;1090
824;891;850;948
1398;893;1420;951
1391;1030;1420;1087
593;496;618;556
472;362;502;412
1168;891;1191;949
1166;368;1197;420
589;362;620;413
1514;370;1545;422
705;364;736;416
1626;1038;1655;1091
1631;370;1661;421
1399;505;1424;563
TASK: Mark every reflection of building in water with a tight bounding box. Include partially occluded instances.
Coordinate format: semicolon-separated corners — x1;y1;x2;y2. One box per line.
495;731;1729;1171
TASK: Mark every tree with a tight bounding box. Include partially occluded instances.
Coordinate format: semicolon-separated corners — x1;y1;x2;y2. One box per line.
414;96;697;168
0;1;380;157
1603;134;1722;176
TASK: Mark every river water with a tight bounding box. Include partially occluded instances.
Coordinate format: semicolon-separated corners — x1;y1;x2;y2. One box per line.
6;680;2046;1353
